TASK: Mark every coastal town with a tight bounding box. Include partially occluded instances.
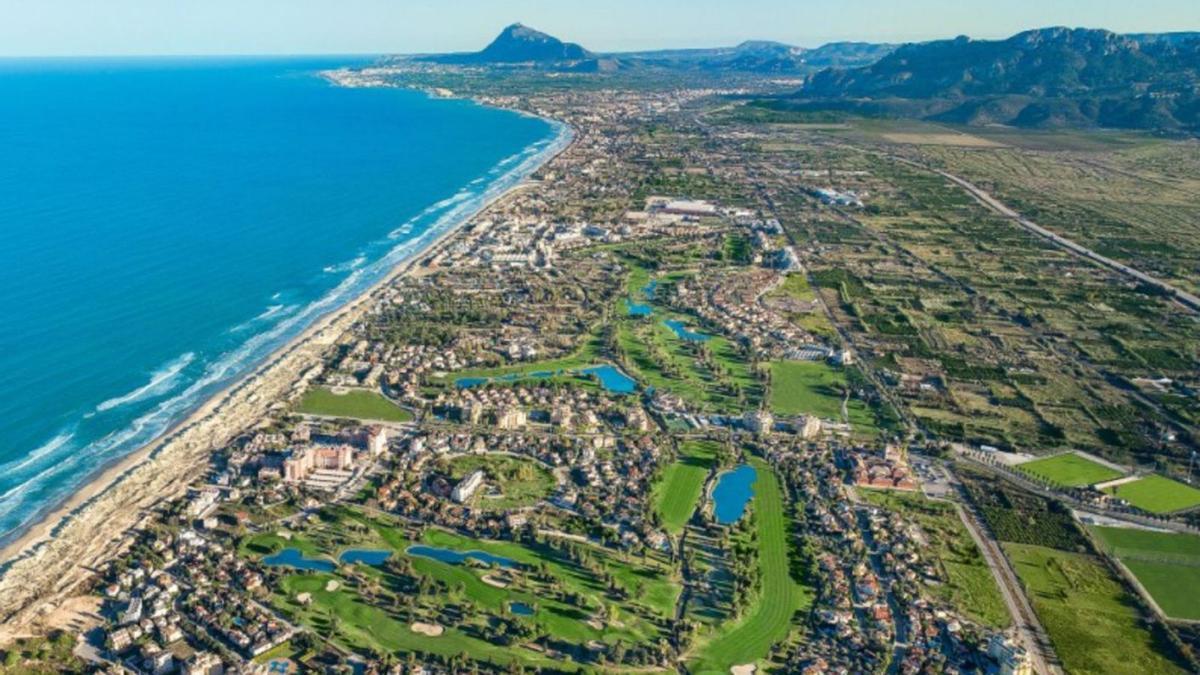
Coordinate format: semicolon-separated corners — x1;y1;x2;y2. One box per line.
4;25;1200;675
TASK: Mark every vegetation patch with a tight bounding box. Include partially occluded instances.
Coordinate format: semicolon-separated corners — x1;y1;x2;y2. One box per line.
297;387;413;422
1004;543;1186;675
859;489;1010;628
1090;526;1200;620
437;454;556;512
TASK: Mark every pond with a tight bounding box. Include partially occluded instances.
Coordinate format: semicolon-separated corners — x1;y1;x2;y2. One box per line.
580;365;637;394
339;549;392;566
664;319;711;342
262;548;336;572
407;545;517;568
625;298;653;316
457;364;636;394
712;464;757;525
509;601;535;616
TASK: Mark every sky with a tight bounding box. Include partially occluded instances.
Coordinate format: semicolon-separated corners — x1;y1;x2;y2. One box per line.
1;0;1198;57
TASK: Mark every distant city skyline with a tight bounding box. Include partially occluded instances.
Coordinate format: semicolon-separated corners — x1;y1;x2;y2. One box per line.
0;0;1198;57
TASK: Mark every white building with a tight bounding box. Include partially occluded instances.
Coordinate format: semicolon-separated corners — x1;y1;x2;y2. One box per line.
452;469;486;503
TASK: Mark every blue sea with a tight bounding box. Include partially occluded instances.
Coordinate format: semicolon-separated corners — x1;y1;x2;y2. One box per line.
0;56;566;545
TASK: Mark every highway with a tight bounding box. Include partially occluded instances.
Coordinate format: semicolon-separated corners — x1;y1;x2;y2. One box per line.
898;158;1200;312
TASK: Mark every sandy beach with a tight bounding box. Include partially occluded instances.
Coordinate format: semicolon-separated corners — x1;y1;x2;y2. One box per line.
0;116;574;637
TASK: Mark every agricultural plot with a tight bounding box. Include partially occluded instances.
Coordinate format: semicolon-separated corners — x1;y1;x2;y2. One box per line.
297;387;413;422
1090;526;1200;620
1015;452;1124;487
1004;543;1186;675
858;489;1010;628
1104;475;1200;514
652;440;719;533
687;459;812;673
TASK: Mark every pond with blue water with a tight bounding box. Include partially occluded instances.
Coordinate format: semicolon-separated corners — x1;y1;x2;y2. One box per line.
263;548;336;572
712;464;757;525
509;601;535;616
664;319;711;342
456;364;636;394
407;545;517;568
339;549;392;566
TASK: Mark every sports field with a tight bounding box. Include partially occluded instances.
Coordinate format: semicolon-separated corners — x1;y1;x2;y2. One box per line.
1103;474;1200;514
768;361;845;419
296;387;413;422
1005;543;1186;674
688;458;811;673
652;440;719;533
1090;525;1200;620
1015;452;1123;487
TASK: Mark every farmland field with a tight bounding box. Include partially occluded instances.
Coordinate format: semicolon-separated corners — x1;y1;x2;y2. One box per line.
1015;452;1123;487
652;440;719;533
1090;525;1200;620
1104;475;1200;514
688;458;811;673
297;387;413;422
1005;543;1186;675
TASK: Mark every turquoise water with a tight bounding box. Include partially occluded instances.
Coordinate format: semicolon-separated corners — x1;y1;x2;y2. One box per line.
712;464;757;524
509;601;535;616
0;57;567;545
263;548;336;572
664;319;712;342
580;365;637;393
407;545;517;568
339;549;392;566
455;364;635;393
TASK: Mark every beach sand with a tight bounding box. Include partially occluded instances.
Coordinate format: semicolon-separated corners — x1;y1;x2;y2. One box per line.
0;119;573;637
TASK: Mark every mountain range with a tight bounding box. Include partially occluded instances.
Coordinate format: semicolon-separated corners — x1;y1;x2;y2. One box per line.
421;23;895;72
417;23;1200;133
800;27;1200;131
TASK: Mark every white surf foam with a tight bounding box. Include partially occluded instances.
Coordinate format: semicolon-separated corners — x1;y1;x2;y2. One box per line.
95;352;196;413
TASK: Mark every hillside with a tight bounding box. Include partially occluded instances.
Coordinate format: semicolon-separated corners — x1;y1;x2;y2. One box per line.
427;23;594;64
800;27;1200;132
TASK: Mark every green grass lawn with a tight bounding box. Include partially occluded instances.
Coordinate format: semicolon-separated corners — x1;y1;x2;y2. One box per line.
296;387;413;422
652;440;719;533
1016;452;1124;487
1090;526;1200;620
859;489;1010;628
1104;474;1200;514
1004;542;1186;675
688;459;811;673
438;454;555;512
768;361;851;422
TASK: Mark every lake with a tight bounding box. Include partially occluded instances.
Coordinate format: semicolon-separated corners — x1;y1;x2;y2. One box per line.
664;319;711;342
263;548;336;572
407;545;517;568
712;464;757;524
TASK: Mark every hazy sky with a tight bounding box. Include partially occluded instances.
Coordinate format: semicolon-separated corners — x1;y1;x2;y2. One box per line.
2;0;1198;56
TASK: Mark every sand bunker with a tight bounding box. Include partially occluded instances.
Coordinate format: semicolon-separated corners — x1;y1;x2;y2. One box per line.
411;622;444;637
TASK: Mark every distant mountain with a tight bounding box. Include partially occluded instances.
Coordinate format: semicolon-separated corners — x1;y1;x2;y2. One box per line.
620;39;895;73
800;27;1200;132
426;23;594;64
418;24;895;73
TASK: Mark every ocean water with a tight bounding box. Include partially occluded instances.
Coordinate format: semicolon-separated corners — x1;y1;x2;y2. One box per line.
0;56;566;545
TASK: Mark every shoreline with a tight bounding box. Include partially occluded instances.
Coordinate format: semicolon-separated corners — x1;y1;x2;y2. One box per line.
0;94;574;631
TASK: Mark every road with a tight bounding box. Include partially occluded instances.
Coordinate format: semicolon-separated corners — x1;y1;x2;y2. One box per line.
898;158;1200;312
947;472;1062;675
